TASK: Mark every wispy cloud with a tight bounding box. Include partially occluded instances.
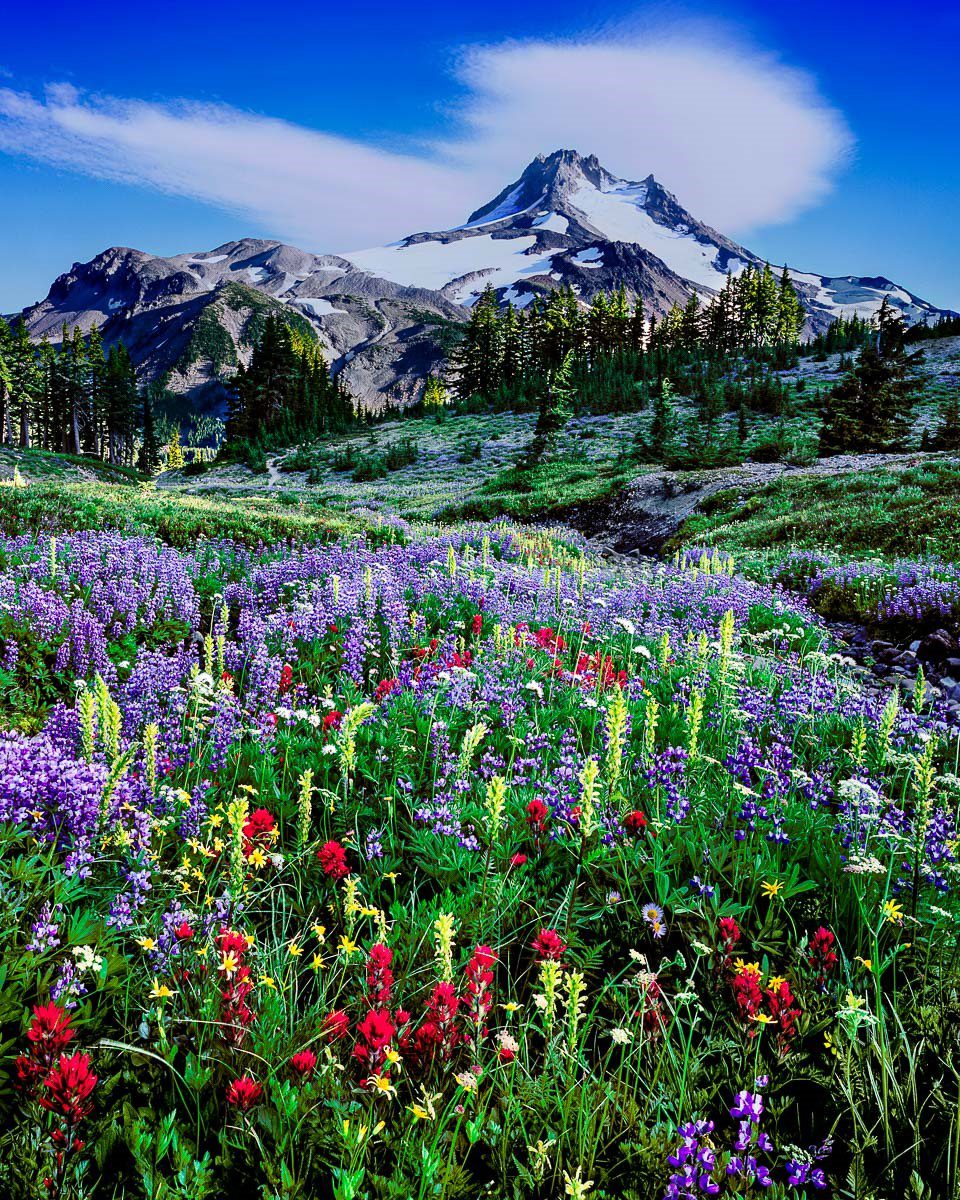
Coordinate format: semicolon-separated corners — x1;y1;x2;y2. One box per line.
0;28;852;250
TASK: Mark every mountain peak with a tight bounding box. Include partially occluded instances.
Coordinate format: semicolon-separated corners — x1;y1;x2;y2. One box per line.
466;148;612;225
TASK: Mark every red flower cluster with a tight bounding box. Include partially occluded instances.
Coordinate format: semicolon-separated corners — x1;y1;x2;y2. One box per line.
573;651;627;690
317;840;350;880
39;1053;98;1123
766;979;802;1053
807;926;838;989
533;626;566;654
322;710;343;736
353;1009;397;1077
290;1049;317;1079
471;613;483;636
278;663;294;695
716;916;741;973
463;944;497;1034
526;799;549;834
322;1009;351;1042
366;942;394;1008
408;981;461;1062
217;929;256;1045
16;1002;97;1191
623;810;648;835
226;1075;263;1111
731;966;802;1050
531;928;567;961
374;677;399;702
731;965;765;1026
402;944;498;1065
241;807;276;859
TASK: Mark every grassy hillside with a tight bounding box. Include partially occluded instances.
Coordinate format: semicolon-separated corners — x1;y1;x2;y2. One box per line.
674;457;960;560
0;478;388;548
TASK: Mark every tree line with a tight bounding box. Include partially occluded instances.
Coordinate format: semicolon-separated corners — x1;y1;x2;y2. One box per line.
223;313;355;456
451;263;807;415
0;318;157;468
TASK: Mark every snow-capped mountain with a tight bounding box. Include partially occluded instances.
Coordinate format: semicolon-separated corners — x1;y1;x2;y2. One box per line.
16;149;953;411
346;149;948;332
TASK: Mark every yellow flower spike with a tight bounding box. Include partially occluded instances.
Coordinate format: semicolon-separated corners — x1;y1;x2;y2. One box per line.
845;991;864;1011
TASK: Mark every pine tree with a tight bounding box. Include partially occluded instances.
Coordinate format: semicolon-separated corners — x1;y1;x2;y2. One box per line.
526;350;575;465
138;388;162;472
819;300;916;453
649;379;678;454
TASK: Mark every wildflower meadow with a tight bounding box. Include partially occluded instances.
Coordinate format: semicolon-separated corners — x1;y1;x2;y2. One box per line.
1;519;958;1199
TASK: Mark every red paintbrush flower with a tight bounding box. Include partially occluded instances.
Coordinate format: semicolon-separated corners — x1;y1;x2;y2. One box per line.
290;1049;318;1078
531;928;567;961
317;840;350;880
225;1075;263;1111
39;1053;97;1123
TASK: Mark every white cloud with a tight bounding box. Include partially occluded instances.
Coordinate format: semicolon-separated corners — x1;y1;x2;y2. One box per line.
445;36;853;231
0;29;852;251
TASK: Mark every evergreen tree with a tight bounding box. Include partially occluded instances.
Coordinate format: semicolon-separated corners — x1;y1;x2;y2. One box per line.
526;350;575;465
137;389;162;472
819;300;916;453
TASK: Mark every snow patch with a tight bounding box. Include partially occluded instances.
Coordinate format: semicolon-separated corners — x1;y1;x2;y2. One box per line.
567;179;743;291
533;212;569;234
187;254;228;264
346;233;555;300
294;297;346;317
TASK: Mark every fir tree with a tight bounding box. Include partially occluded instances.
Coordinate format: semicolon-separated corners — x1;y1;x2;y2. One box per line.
819;300;916;453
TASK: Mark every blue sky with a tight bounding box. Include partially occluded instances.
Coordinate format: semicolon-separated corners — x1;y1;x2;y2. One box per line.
1;0;957;313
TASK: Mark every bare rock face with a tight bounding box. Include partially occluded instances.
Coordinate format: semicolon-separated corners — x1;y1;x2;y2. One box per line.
17;150;955;416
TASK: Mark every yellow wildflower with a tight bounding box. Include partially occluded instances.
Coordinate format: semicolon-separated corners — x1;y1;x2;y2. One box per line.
883;898;904;924
760;880;784;899
150;979;174;999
